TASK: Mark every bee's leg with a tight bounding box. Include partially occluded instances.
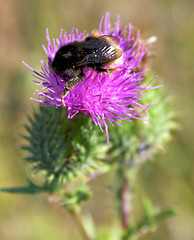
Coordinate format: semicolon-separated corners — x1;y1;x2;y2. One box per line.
95;67;109;73
61;76;84;107
61;87;70;107
95;67;117;74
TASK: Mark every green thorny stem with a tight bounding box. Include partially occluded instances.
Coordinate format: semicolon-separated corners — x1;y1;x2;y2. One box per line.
71;205;92;240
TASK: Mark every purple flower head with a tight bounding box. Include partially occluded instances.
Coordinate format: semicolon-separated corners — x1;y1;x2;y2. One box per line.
24;12;156;142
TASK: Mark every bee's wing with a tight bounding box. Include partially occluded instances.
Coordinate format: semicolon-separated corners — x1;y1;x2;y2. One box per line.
75;36;122;67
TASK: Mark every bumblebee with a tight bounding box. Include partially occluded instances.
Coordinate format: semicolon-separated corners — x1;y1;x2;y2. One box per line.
50;34;122;106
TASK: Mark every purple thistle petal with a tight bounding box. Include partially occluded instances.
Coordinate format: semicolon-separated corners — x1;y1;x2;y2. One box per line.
24;12;157;142
98;15;104;34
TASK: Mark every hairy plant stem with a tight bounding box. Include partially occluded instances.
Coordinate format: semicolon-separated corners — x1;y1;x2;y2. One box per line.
121;177;130;230
116;166;131;231
72;205;92;240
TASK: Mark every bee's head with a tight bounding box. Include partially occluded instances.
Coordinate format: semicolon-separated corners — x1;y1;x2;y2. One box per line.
51;42;83;76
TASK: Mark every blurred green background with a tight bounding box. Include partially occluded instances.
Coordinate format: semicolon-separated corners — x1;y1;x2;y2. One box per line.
0;0;194;239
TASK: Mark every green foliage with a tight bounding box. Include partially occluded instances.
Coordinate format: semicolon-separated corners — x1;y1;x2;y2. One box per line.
61;185;91;212
122;198;176;240
21;106;107;181
140;75;177;147
108;74;177;167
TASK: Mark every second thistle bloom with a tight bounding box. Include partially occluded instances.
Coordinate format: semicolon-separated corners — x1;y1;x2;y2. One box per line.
25;13;155;141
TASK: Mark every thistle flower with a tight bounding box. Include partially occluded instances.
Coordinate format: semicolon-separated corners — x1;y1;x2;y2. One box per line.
24;12;156;142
